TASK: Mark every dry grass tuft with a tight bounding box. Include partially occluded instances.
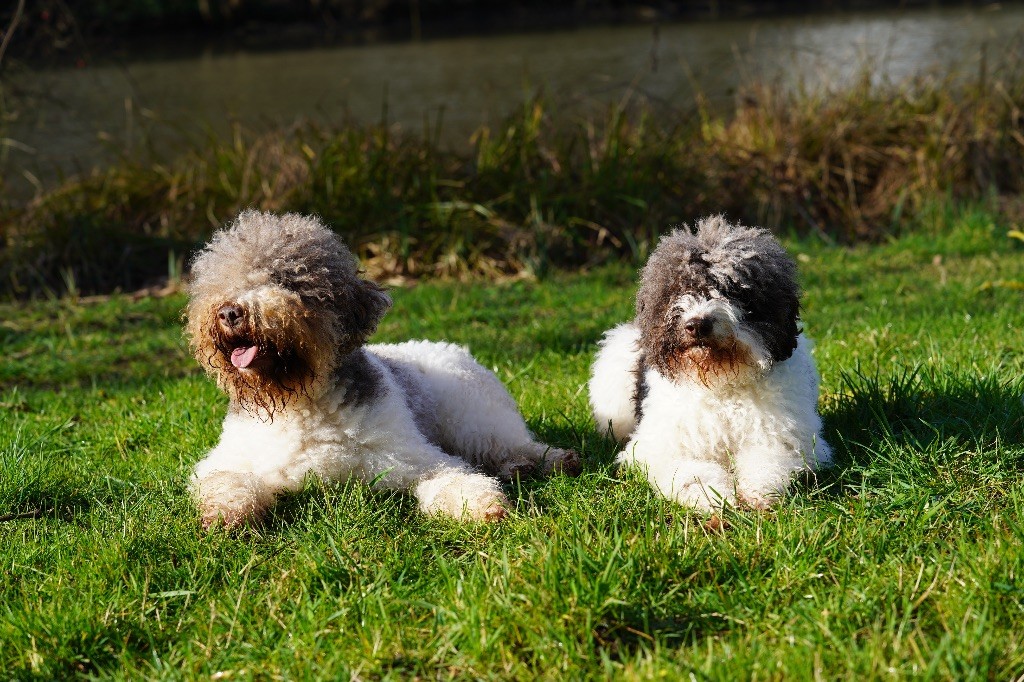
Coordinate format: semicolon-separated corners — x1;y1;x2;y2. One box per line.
3;58;1024;296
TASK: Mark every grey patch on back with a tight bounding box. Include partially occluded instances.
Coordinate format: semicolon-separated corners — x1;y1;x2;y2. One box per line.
338;349;442;448
378;356;442;446
334;349;386;407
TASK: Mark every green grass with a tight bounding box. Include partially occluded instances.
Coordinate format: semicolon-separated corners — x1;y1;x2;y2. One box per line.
1;209;1023;679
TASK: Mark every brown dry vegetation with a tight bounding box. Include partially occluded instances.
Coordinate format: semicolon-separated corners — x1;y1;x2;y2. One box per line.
2;61;1024;296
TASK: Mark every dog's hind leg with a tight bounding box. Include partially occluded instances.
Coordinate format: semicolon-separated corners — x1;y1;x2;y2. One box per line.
496;439;580;480
349;415;511;521
409;350;579;478
439;401;580;480
368;341;579;480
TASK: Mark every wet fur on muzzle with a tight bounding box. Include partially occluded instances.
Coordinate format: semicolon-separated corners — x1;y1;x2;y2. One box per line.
658;340;756;388
185;210;391;419
195;294;331;416
634;216;801;389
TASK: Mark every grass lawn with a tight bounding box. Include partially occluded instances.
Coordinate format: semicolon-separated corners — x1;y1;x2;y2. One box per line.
1;209;1023;679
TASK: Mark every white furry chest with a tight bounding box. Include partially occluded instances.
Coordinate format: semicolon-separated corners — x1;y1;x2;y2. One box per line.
201;390;376;484
217;414;308;472
641;368;795;456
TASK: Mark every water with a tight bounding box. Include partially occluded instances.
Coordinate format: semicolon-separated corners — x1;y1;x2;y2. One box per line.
3;5;1022;198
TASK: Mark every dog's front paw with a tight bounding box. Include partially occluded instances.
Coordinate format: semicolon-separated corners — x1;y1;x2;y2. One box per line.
193;470;274;531
652;460;735;512
668;480;733;511
200;503;258;531
416;470;509;522
737;490;781;510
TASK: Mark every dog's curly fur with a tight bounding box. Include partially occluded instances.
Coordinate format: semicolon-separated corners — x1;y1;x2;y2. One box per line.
186;210;577;528
589;215;831;510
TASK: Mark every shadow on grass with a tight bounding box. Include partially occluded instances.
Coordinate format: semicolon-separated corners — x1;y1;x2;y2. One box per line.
249;453;617;539
1;357;197;395
0;491;94;524
0;475;156;526
12;619;167;680
260;418;622;531
167;358;1024;538
0;438;98;524
593;612;729;659
260;480;426;535
0;294;192;392
534;418;621;471
809;366;1024;498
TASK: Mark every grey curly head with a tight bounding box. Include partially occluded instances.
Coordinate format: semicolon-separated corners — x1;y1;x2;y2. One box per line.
185;210;391;415
635;215;801;386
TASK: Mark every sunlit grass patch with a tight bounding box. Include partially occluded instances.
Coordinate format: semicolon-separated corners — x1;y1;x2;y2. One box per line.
1;215;1022;678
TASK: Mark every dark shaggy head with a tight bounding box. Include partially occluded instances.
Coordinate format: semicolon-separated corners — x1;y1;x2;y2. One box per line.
185;210;391;416
635;215;801;388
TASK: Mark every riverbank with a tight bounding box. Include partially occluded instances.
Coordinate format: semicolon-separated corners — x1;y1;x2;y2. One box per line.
4;1;1000;64
2;57;1024;296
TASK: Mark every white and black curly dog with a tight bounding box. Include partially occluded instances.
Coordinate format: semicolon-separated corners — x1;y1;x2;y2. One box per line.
589;216;831;511
186;210;577;529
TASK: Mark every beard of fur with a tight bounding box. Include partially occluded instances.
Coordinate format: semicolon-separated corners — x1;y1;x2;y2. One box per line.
188;299;338;420
659;338;758;388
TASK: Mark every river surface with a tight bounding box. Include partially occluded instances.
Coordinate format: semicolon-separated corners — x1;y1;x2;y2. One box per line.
3;5;1022;198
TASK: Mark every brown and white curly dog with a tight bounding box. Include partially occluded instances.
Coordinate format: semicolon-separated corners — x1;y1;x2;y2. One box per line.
186;210;577;529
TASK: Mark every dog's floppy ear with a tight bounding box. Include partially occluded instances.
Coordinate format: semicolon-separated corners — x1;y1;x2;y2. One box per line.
340;277;392;344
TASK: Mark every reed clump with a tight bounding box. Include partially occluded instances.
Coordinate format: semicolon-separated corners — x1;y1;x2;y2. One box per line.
701;70;1024;240
3;62;1023;296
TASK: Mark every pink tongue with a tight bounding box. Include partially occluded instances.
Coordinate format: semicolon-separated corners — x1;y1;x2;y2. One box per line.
230;346;259;369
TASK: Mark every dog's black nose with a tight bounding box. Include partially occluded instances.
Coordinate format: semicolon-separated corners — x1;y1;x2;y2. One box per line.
683;317;714;338
217;304;244;329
